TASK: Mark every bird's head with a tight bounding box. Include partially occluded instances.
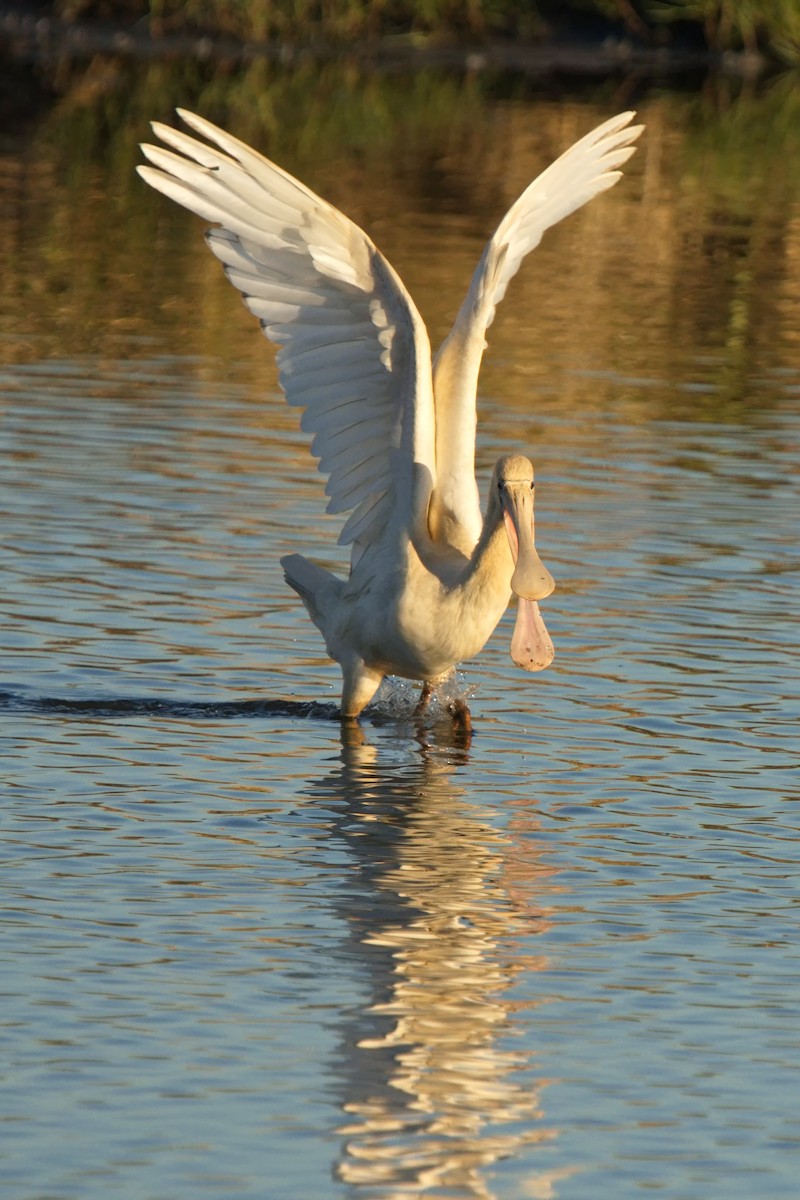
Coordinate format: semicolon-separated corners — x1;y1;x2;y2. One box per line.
491;454;556;672
492;454;555;601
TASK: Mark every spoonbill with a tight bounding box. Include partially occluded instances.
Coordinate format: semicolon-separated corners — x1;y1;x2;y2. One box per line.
138;109;642;727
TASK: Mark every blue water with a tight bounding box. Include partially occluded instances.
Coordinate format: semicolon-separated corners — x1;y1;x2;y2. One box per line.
2;347;798;1200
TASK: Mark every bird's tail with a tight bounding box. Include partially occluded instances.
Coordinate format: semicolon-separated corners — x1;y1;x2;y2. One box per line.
281;554;342;634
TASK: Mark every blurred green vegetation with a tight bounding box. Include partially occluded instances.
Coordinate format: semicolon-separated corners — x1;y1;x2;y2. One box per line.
52;0;540;41
48;0;800;61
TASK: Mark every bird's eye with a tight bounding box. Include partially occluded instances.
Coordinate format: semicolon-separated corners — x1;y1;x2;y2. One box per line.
530;481;535;491
498;480;505;494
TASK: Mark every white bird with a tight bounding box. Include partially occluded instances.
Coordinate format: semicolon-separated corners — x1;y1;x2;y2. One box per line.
138;109;642;727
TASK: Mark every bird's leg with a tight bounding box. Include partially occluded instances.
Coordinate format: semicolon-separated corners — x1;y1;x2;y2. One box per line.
340;658;383;723
413;680;434;719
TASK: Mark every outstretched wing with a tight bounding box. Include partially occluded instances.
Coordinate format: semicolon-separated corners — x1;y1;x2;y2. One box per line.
138;110;435;562
429;111;643;548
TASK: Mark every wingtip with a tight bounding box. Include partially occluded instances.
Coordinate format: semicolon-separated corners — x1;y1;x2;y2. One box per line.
603;111;644;140
136;162;170;192
609;144;639;167
594;170;623;194
609;111;644;139
176;107;214;137
596;112;644;156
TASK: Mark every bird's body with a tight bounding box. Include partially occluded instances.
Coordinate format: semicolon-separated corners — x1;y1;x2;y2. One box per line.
138;110;642;722
282;461;536;713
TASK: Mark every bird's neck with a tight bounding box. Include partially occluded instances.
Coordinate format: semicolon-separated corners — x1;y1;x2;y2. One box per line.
412;499;512;607
460;503;513;598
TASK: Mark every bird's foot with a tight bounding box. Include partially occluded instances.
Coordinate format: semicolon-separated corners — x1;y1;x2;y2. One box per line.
446;697;473;744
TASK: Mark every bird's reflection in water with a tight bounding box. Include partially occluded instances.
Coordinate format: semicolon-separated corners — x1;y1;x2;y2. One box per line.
309;721;575;1199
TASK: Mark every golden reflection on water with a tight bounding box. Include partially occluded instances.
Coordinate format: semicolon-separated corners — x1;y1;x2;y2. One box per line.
3;65;800;440
317;729;569;1198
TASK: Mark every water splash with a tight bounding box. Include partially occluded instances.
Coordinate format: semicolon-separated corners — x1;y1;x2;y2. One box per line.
369;673;478;723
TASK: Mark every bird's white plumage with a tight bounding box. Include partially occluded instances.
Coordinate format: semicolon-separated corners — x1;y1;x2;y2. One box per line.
139;108;435;562
138;109;642;722
429;110;643;548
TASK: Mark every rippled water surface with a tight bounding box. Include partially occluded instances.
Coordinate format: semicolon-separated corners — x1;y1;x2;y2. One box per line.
2;82;799;1200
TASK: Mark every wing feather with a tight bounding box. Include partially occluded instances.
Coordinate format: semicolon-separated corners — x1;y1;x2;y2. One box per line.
339;491;389;544
138;110;435;561
300;399;383;433
429;110;643;551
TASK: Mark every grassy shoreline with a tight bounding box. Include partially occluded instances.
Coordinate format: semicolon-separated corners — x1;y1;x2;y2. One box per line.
14;1;797;67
